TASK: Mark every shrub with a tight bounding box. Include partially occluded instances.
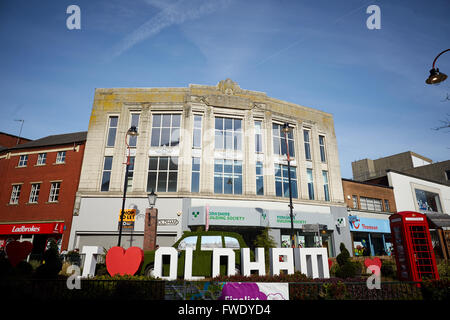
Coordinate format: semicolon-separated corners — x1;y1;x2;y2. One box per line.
335;243;360;279
34;240;62;278
437;260;450;279
421;279;450;300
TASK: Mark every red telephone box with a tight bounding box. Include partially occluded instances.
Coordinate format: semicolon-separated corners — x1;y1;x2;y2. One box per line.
389;211;439;282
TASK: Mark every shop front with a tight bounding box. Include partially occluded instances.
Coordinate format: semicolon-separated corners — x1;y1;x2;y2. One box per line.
188;205;337;257
348;215;392;256
0;222;65;260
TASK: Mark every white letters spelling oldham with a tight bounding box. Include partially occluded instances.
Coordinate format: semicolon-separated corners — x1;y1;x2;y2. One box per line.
66;5;81;30
241;248;266;276
154;247;178;280
366;5;381;30
81;246;103;278
184;247;205;281
212;248;236;278
366;265;381;289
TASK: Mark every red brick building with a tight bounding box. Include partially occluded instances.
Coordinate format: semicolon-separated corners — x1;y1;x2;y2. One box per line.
0;132;32;148
0;132;86;256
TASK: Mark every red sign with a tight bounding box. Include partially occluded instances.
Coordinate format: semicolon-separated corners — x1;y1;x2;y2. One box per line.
0;222;64;235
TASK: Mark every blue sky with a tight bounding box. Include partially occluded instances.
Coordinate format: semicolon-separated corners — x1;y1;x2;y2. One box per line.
0;0;449;178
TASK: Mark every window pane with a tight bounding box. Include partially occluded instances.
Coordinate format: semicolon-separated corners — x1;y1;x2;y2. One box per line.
256;176;264;195
191;172;200;192
151;128;160;146
255;135;262;153
101;172;111;191
103;156;113;170
169;157;178;170
110;116;118;127
291;180;298;198
234;132;241;150
147;172;157;192
167;172;177;192
170;128;180;146
224;237;240;249
214;159;223;173
256;162;263;175
193;129;201;148
160;128;170;146
171;114;181;127
224;131;232;149
215;130;223;149
273;138;280;155
159;157;169;170
224;118;233;130
275;164;282;177
192;158;200;171
162;114;171;127
288;140;295;157
224;175;233;194
157;172;167;192
224;160;233;173
275;179;283;197
215;117;223;130
107;128;117;147
214;174;223;193
234;160;242;174
152;114;161;127
149;157;158;170
234;175;242;194
194;115;202;128
234;119;241;131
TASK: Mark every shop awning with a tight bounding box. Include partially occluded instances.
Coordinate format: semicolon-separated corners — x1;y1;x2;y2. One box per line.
426;213;450;230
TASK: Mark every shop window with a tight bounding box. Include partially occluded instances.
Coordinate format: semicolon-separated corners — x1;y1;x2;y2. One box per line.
128;113;140;147
29;183;40;203
214;159;242;195
273;123;295;157
101;156;113;192
147;156;178;192
415;189;442;213
151;114;181;147
214;117;242;151
275;164;298;198
106;116;118;147
256;161;264;195
9;185;21;204
36;153;47;165
191;157;200;193
193;115;202;149
18;155;28;167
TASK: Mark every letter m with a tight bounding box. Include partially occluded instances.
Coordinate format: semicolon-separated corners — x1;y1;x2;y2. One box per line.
294;248;330;279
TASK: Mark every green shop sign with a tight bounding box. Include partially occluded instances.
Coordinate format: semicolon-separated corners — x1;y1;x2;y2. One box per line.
209;211;245;222
276;215;307;225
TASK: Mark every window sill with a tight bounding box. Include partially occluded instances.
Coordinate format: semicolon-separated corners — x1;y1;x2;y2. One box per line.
15;166;27;169
26;202;39;205
7;203;19;206
34;164;46;167
53;162;66;165
46;201;59;204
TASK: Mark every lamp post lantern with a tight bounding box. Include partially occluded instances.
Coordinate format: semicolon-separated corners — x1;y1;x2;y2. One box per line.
282;123;295;248
426;49;449;85
118;126;139;247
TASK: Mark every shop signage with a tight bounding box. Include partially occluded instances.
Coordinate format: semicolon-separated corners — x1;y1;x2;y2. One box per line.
158;219;179;226
0;222;64;235
118;209;136;230
349;216;390;233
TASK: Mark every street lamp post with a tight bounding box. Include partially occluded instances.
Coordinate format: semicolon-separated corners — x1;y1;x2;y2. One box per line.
118;126;139;247
282;123;295;248
426;48;449;85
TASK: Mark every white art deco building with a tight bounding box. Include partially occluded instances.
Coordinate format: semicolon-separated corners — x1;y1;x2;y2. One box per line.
68;79;351;256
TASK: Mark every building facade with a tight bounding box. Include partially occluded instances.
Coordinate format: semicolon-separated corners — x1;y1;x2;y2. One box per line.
69;79;350;257
342;179;397;256
0;132;87;256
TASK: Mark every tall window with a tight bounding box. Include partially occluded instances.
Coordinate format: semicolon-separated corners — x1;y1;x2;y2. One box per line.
215;117;242;150
272;123;295;157
37;153;47;165
214;159;242;194
256;161;264;195
193;115;202;148
9;185;21;204
303;130;311;161
101;156;113;192
126;156;135;189
107;116;119;147
56;151;66;164
352;195;358;209
48;182;61;202
275;164;298;198
307;168;314;200
319;135;326;163
18;155;28;167
255;121;263;153
147;156;178;192
191;157;201;192
128;113;140;147
151;114;181;147
322;170;330;201
384;199;390;212
29;183;40;203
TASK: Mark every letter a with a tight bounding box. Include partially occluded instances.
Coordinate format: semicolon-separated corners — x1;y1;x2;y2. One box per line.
66;5;81;30
366;5;381;30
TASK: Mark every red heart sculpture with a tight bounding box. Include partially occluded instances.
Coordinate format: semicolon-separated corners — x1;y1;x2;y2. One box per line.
6;241;33;267
106;246;144;276
364;257;382;271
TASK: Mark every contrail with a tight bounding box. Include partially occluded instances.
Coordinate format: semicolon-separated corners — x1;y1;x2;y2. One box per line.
108;0;231;60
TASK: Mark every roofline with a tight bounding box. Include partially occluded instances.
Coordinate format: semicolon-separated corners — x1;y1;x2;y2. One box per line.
387;169;450;187
341;178;394;189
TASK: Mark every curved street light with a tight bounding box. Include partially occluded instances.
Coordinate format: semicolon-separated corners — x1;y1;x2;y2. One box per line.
426;48;449;85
